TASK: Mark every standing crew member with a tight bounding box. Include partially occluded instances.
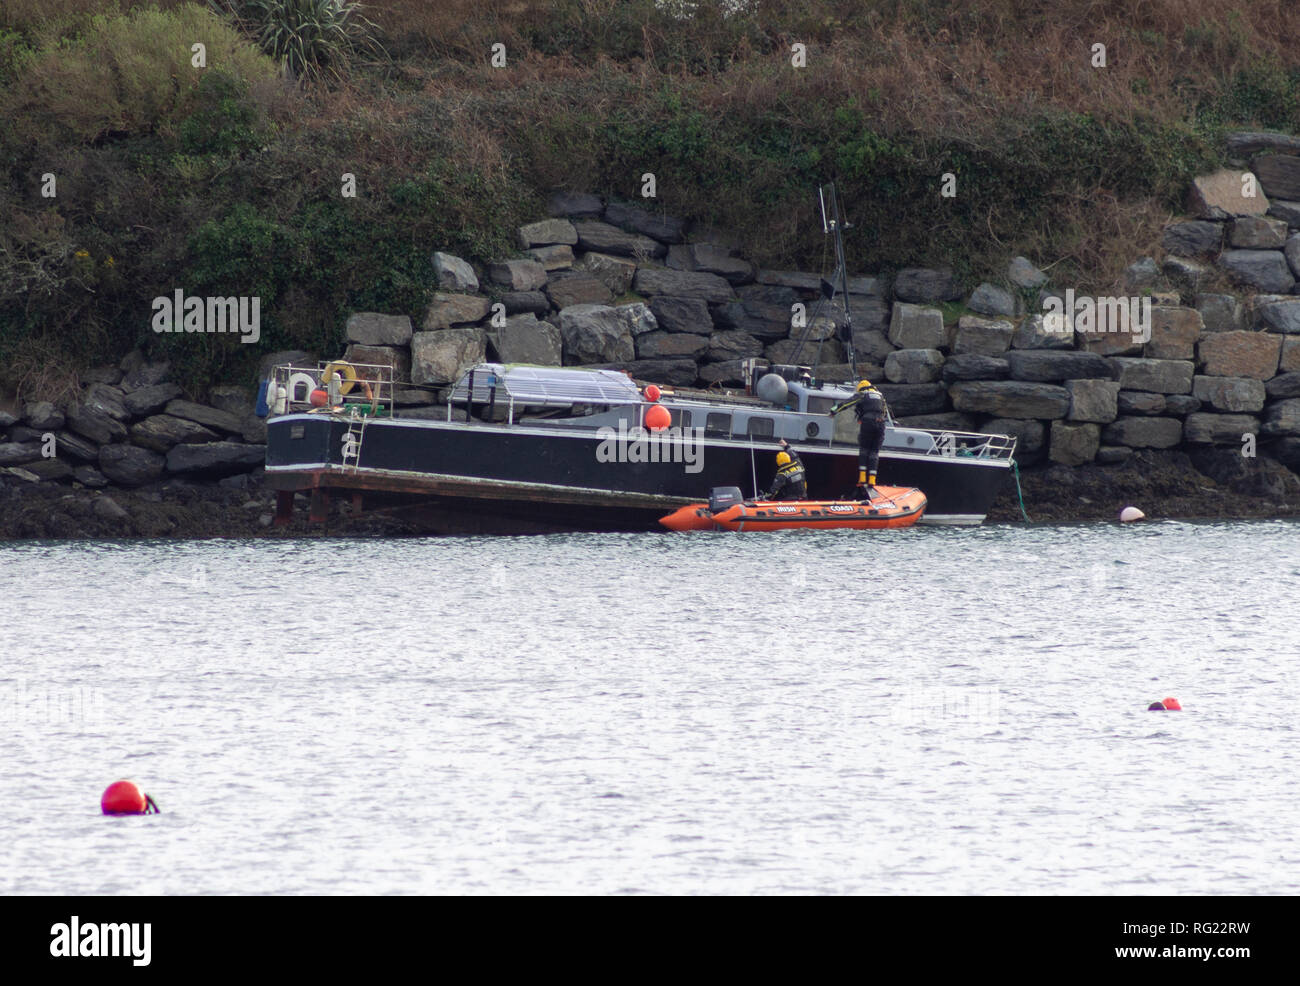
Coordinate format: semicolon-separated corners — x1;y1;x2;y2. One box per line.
766;439;807;501
830;380;890;496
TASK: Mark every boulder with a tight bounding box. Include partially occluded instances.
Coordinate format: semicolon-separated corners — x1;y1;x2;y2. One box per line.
756;270;884;295
832;296;891;332
1283;338;1300;372
54;431;100;462
1229;215;1288;249
527;244;575;271
84;383;129;421
949;380;1070;418
433;252;478;293
707;331;764;361
410;328;488;385
343;344;411;384
893;267;961;303
1192;375;1266;412
697;360;748;386
98;444;164;486
120;359;171;393
1265;372;1300;399
1066;379;1120;424
1162;220;1222;256
92;495;128;520
888;303;945;350
765;337;844;366
614;302;658;337
1012;313;1073;350
1145;306;1202;360
981;418;1045;455
1109;357;1194;394
573;221;666;259
1269;199;1300;229
1165;394;1202;416
500;291;551;316
1218;249;1296;293
875;383;948;416
1187;168;1270;219
885;349;944;384
23;401;65;431
1096;446;1134;465
73;465;108;487
576;252;638;295
346;312;413;347
1007;257;1047;289
206;386;252;418
1101;417;1183;449
65;403;127;445
423;293;490;330
650;295;713;334
850;327;896;364
545;271;612;309
557;305;635;364
518;218;578;248
942;354;1010;382
594;359;698;387
488;259;547;292
1161;256;1212;296
1184;412;1261;444
603;201;686;243
1117;391;1167;415
1006;350;1111;382
129;415;219;453
1123;257;1161;291
547;191;603;218
1252;154;1300;201
666;243;754;284
165;442;265;477
0;442;42;466
1196;331;1281;379
1195;293;1246;332
1255;295;1300;334
486;313;562;366
636;331;707;360
163;400;243;434
952;315;1014;356
1261;398;1300;437
632;268;732;303
967;282;1017;317
1287;234;1300;277
1049;421;1100;465
1226;131;1300;156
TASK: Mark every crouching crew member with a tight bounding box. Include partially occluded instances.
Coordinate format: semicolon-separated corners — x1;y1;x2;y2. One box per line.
767;439;807;501
830;380;890;495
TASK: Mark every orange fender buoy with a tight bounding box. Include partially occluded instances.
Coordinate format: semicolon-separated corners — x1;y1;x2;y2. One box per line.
101;780;159;815
645;404;671;431
644;384;662;402
1163;696;1182;711
309;388;329;407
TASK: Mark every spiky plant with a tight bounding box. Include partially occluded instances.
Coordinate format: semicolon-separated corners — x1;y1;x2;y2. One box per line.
210;0;383;83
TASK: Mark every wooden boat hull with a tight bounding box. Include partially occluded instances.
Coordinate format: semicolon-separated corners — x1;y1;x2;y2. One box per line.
660;486;927;531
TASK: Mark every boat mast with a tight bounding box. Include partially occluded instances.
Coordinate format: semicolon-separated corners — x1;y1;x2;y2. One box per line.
819;183;858;379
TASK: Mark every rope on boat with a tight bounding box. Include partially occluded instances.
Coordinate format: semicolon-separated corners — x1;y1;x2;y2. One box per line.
1011;456;1031;523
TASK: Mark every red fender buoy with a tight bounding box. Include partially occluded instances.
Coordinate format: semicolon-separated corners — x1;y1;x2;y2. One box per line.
644;384;661;402
1162;696;1182;711
644;404;671;431
101;780;153;815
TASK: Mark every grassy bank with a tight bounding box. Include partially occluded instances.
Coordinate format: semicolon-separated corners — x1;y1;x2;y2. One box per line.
3;0;1300;398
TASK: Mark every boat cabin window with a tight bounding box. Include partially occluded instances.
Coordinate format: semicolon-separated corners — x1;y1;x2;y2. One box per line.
744;416;775;438
807;396;835;415
704;412;731;437
671;408;693;430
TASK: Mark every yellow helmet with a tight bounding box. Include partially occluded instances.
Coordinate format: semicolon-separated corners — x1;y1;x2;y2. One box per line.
857;379;873;392
776;451;792;466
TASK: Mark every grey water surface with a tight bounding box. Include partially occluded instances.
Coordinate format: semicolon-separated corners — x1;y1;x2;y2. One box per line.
2;520;1297;895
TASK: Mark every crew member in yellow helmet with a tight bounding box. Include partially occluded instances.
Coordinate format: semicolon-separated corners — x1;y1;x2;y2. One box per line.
764;439;807;501
829;379;890;497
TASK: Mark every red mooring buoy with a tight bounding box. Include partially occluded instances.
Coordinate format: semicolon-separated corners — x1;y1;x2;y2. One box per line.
101;780;154;815
1163;696;1183;711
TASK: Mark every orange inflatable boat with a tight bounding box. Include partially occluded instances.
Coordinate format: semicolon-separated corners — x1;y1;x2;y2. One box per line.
660;485;927;532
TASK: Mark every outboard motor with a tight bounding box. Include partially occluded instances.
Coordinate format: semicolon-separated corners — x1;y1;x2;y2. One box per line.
708;486;744;514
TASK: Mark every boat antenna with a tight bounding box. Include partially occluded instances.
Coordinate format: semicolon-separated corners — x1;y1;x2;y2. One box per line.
822;183;859;380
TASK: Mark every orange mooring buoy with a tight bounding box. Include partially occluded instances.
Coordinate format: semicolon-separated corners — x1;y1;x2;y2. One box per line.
1163;696;1182;711
101;780;158;815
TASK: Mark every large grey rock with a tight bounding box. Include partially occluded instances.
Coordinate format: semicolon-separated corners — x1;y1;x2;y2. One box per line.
666;243;754;285
557;305;635;364
547;191;603;218
1269;200;1300;228
163;400;242;434
604;201;686;243
165;441;265;477
888;303;945;349
707;331;764;361
1283;338;1300;372
500;291;550;316
1049;421;1100;465
410;328;488;385
527;244;574;271
1162;220;1222;256
92;496;128;521
1192;375;1266;412
876;383;948;416
342;344;410;385
1161;255;1212;296
755;270;885;295
98;444;164;486
120;359;171;393
1262;398;1300;437
614;302;658;337
981;418;1045;456
1012;313;1073;350
487;313;562;366
764;337;844;366
953;315;1014;356
632;268;732;303
1145;306;1202;360
1195;293;1246;332
636;331;708;360
1007;350;1110;382
967;283;1016;317
1252;154;1300;201
73;465;108;487
1165;394;1202;416
488;259;548;291
1184;412;1261;444
650;295;713;334
885;349;944;384
346;312;413;347
1255;295;1300;334
1118;391;1167;415
1109;358;1194;394
1287;234;1300;278
433;252;478;292
84;384;129;421
949;381;1070;418
1066;379;1119;424
54;431;100;462
893;268;961;303
1218;249;1296;293
576;252;638;295
205;386;252;418
0;442;42;466
1265;372;1300;399
1229;215;1288;249
518;218;578;248
696;360;748;386
574;221;666;259
1123;257;1161;291
850;327;896;364
423;293;489;330
65;404;127;445
1007;257;1047;289
1196;331;1281;379
1187;168;1270;219
942;354;1010;382
1101;417;1183;449
23;401;65;431
545;271;612;309
1226;131;1300;157
129;414;219;453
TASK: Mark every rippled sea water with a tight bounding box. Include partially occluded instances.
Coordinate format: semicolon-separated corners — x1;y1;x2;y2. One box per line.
2;520;1298;895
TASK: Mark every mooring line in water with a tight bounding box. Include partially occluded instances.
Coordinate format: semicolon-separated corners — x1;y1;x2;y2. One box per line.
1011;457;1031;523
